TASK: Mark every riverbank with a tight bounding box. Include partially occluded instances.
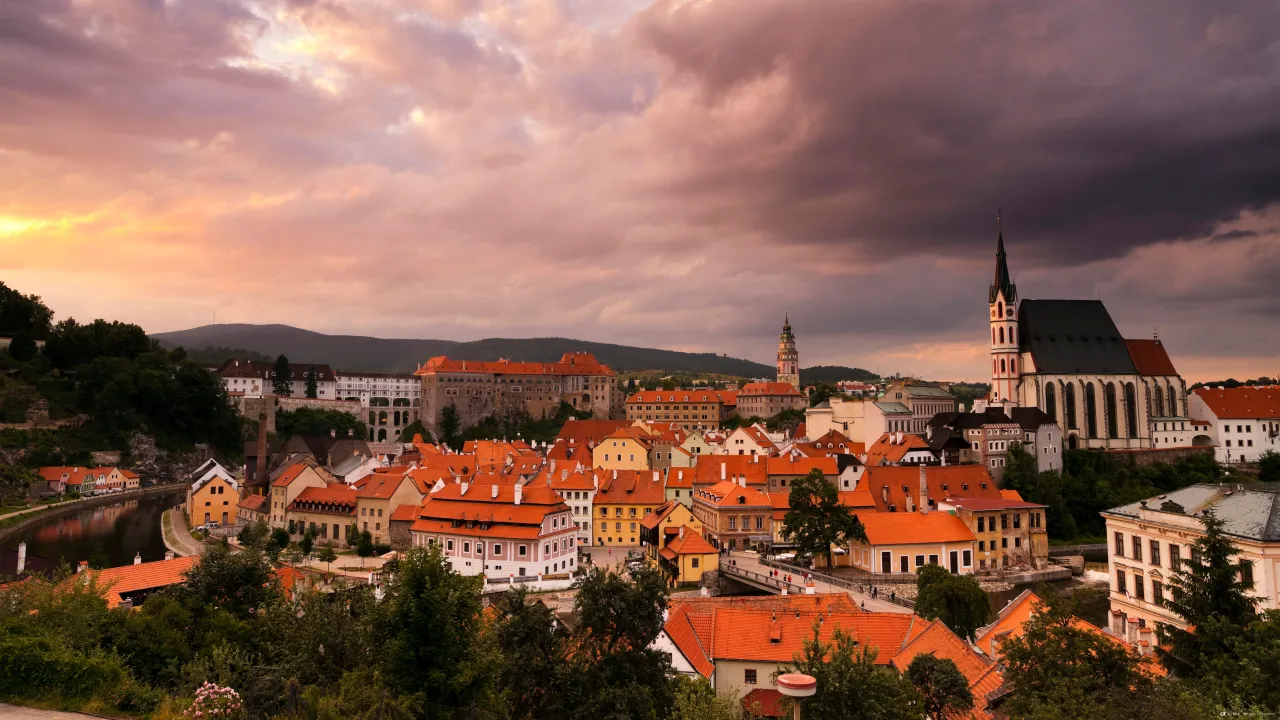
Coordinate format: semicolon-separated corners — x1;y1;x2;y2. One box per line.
160;508;204;557
0;485;185;546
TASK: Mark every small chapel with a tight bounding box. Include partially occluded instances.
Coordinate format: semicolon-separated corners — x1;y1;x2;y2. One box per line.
983;230;1187;450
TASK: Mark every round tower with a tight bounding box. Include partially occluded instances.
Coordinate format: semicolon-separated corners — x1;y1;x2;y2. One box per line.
777;315;800;389
989;227;1020;405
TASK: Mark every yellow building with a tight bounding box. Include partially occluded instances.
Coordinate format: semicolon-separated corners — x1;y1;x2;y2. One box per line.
657;527;719;585
355;471;427;545
640;500;704;554
187;474;239;527
592;428;653;471
286;484;358;543
269;460;334;529
592;470;666;546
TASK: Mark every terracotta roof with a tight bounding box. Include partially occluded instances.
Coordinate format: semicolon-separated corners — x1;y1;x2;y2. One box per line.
389;503;420;522
666;467;694;489
662;527;718;555
289;485;359;515
999;489;1024;502
640;499;682;530
410;482;571;537
408;518;545;539
710;608;919;664
855;511;976;545
864;465;1001;513
693;455;768;487
544;465;595;491
416;352;615;377
838;491;876;509
1193;385;1280;420
357;471;411;499
664;604;715;677
555;419;629;447
963;664;1006;720
739;382;803;397
593;470;666;506
695;480;772;508
866;433;935;465
121;470;140;479
272;463;309;488
1125;339;1180;377
793;423;807;440
942;497;1046;511
741;689;786;718
238;494;268;512
718;390;738;406
891;619;992;683
766;457;838;476
626;390;726;404
83;556;198;608
275;566;306;600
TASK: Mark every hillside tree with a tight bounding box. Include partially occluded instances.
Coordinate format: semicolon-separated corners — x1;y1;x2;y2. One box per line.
914;565;989;641
790;627;923;720
906;654;973;720
783;469;865;569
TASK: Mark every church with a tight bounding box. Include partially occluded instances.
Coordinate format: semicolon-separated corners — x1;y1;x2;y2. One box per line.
984;231;1187;451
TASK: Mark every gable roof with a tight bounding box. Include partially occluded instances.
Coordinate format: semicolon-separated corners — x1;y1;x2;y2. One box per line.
855;511;976;545
695;480;772;508
237;494;268;512
710;608;920;664
864;465;1001;513
1125;338;1180;376
82;556;198;608
866;433;935;466
660;528;718;557
1017;300;1137;374
694;455;769;487
1193;386;1280;420
417;352;615;377
739;382;803;397
357;471;413;500
593;470;666;505
766;457;838;476
890;618;992;684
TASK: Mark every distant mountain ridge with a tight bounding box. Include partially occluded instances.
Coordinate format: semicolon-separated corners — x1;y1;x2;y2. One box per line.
152;323;877;381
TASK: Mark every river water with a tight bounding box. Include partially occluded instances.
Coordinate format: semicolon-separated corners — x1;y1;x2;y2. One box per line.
1;489;184;576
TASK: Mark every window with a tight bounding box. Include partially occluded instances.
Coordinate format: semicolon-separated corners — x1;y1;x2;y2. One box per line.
729;517;737;530
1134;573;1145;601
979;540;986;551
1241;560;1255;589
744;669;757;685
463;542;471;553
691;557;699;568
446;540;454;551
915;555;925;568
493;543;502;555
1170;544;1181;571
1117;571;1127;595
1013;514;1021;529
1153;581;1163;604
1001;537;1008;549
1132;536;1142;562
1114;532;1125;556
962;550;972;567
1150;540;1161;566
978;517;985;532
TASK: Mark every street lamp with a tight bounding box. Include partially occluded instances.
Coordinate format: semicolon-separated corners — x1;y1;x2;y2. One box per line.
777;673;817;720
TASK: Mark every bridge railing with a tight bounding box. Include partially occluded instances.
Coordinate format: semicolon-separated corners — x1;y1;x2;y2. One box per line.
719;558;804;594
758;557;917;611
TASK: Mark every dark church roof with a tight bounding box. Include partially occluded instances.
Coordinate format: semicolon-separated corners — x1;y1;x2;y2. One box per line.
1017;300;1137;375
989;232;1017;304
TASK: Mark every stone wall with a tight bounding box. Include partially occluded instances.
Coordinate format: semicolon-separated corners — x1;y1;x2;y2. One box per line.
235;396;364;433
1104;445;1214;467
388;519;413;551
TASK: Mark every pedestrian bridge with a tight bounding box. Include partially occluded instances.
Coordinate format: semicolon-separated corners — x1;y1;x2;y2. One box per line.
718;556;915;613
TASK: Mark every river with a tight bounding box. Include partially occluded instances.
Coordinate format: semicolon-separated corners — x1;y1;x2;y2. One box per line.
1;489;184;576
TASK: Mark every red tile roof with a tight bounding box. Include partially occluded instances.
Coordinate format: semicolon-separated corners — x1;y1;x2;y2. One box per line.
855;511;976;545
661;527;718;556
416;352;615;377
289;485;359;515
626;390;727;404
942;497;1046;511
741;689;786;718
389;503;420;522
666;467;694;489
82;556;199;608
766;457;838;476
739;382;803;397
891;619;992;683
554;419;629;447
1125;339;1180;377
357;471;411;499
1193;385;1280;420
693;455;768;487
238;494;268;512
864;465;1001;513
640;499;682;530
999;489;1024;502
866;433;934;465
593;470;666;506
409;481;571;538
710;608;919;664
272;463;309;488
695;480;772;508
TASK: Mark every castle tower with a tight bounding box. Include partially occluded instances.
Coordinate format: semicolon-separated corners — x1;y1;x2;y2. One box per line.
777;315;800;389
989;225;1020;405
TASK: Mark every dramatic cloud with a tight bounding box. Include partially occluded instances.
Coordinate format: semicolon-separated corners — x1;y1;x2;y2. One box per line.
1;0;1278;381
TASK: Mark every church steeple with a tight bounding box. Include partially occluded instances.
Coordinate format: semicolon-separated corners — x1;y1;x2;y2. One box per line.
989;221;1017;304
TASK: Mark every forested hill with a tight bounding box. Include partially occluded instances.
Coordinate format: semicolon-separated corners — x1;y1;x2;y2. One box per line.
152;323;877;380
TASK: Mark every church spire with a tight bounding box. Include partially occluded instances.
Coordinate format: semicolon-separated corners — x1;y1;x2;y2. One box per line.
989;214;1017;304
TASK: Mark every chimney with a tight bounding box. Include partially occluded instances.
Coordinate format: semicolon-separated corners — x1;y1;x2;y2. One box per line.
78;560;88;574
679;526;685;539
165;550;175;561
721;463;726;481
256;411;269;484
653;471;659;483
16;542;26;575
134;552;142;565
753;454;759;463
514;485;523;505
918;464;930;515
492;484;499;498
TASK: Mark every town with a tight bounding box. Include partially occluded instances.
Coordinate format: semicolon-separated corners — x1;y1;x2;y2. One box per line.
1;234;1276;720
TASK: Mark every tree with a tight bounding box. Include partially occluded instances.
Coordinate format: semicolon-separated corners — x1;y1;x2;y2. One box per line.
905;654;973;720
1160;511;1261;681
440;402;460;447
305;363;318;399
809;382;837;408
0;462;36;506
281;544;304;568
273;354;293;397
299;525;316;557
1258;450;1280;483
371;545;486;715
175;544;277;618
1000;589;1154;717
492;587;567;719
315;543;338;579
6;331;37;361
626;377;637;393
789;626;923;720
0;281;53;339
783;469;865;569
913;565;989;641
268;527;291;558
357;530;375;564
671;676;738;720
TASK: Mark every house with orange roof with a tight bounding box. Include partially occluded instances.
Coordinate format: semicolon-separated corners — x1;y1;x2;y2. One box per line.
592;426;654;471
186;468;240;528
657;527;718;585
73;555;199;609
938;495;1049;572
693;454;768;489
237;494;268;526
269;458;338;530
592;469;666;546
356;471;427;545
548;419;628;463
764;456;839;494
865;432;938;467
541;461;596;545
625;389;729;431
889;619;1001;720
768;491;876;548
640;499;703;554
736;382;805;420
849;510;976;575
680;430;713;459
665;466;696;506
1190;385;1280;464
287;484;359;544
720;423;779;457
691;480;773;552
861;464;1003;513
409;480;578;578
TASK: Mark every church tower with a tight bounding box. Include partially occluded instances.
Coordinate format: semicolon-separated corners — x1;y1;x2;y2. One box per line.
989;226;1020;406
777;315;800;389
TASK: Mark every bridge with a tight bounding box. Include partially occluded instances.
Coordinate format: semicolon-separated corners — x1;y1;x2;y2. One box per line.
718;555;915;614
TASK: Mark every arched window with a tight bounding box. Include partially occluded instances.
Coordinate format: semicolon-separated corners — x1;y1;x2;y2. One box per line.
999;327;1005;344
1085;383;1098;439
393;410;401;425
1125;383;1138;438
1045;383;1057;422
998;301;1004;317
1010;358;1016;374
1000;359;1006;373
1153;386;1164;418
1167;384;1178;416
993;360;998;375
378;428;387;441
1105;383;1118;439
1064;383;1077;430
378;410;388;425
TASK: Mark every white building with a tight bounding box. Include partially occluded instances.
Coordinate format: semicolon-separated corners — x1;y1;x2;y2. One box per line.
1189;386;1278;464
336;371;422;442
217;359;337;399
1102;484;1280;634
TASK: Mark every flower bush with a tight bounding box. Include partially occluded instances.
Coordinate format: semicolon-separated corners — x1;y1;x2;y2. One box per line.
183;682;244;720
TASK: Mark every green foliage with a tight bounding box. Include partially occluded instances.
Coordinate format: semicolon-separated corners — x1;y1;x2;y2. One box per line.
808;382;838;407
0;375;38;423
944;382;991;411
305;363;319;399
491;587;567;720
315;543;338;570
790;626;923;720
1190;377;1276;390
783;469;866;568
905;654;973;720
670;676;738;720
42;318;154;370
178;346;274;364
1003;446;1223;541
276;406;367;440
799;365;879;384
0;462;35;505
764;407;805;434
398;420;429;442
1001;588;1154;716
913;565;989;641
452;401;591;450
175;544;277;619
6;331;37;361
357;530;374;558
439;402;460;446
1258;450;1280;483
273;355;293;397
0;282;53;339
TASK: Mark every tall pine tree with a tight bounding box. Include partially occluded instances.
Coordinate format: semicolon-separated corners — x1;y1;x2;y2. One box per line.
305;363;318;398
272;354;293;397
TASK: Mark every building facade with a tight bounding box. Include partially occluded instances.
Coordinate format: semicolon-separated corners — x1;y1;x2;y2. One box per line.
882;382;958;434
737;382;805;419
625;390;728;430
1189;386;1278;464
777;316;799;389
337;371;421;442
691;480;773;552
217;358;338;399
592;470;666;546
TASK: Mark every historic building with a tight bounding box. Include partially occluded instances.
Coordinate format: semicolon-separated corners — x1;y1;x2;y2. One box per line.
777;316;800;388
984;230;1188;451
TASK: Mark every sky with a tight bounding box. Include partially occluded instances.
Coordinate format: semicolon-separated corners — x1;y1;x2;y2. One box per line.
2;0;1279;383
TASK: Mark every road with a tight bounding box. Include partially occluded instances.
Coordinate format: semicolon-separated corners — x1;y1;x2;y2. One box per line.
0;704;101;719
162;508;204;556
726;552;911;614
